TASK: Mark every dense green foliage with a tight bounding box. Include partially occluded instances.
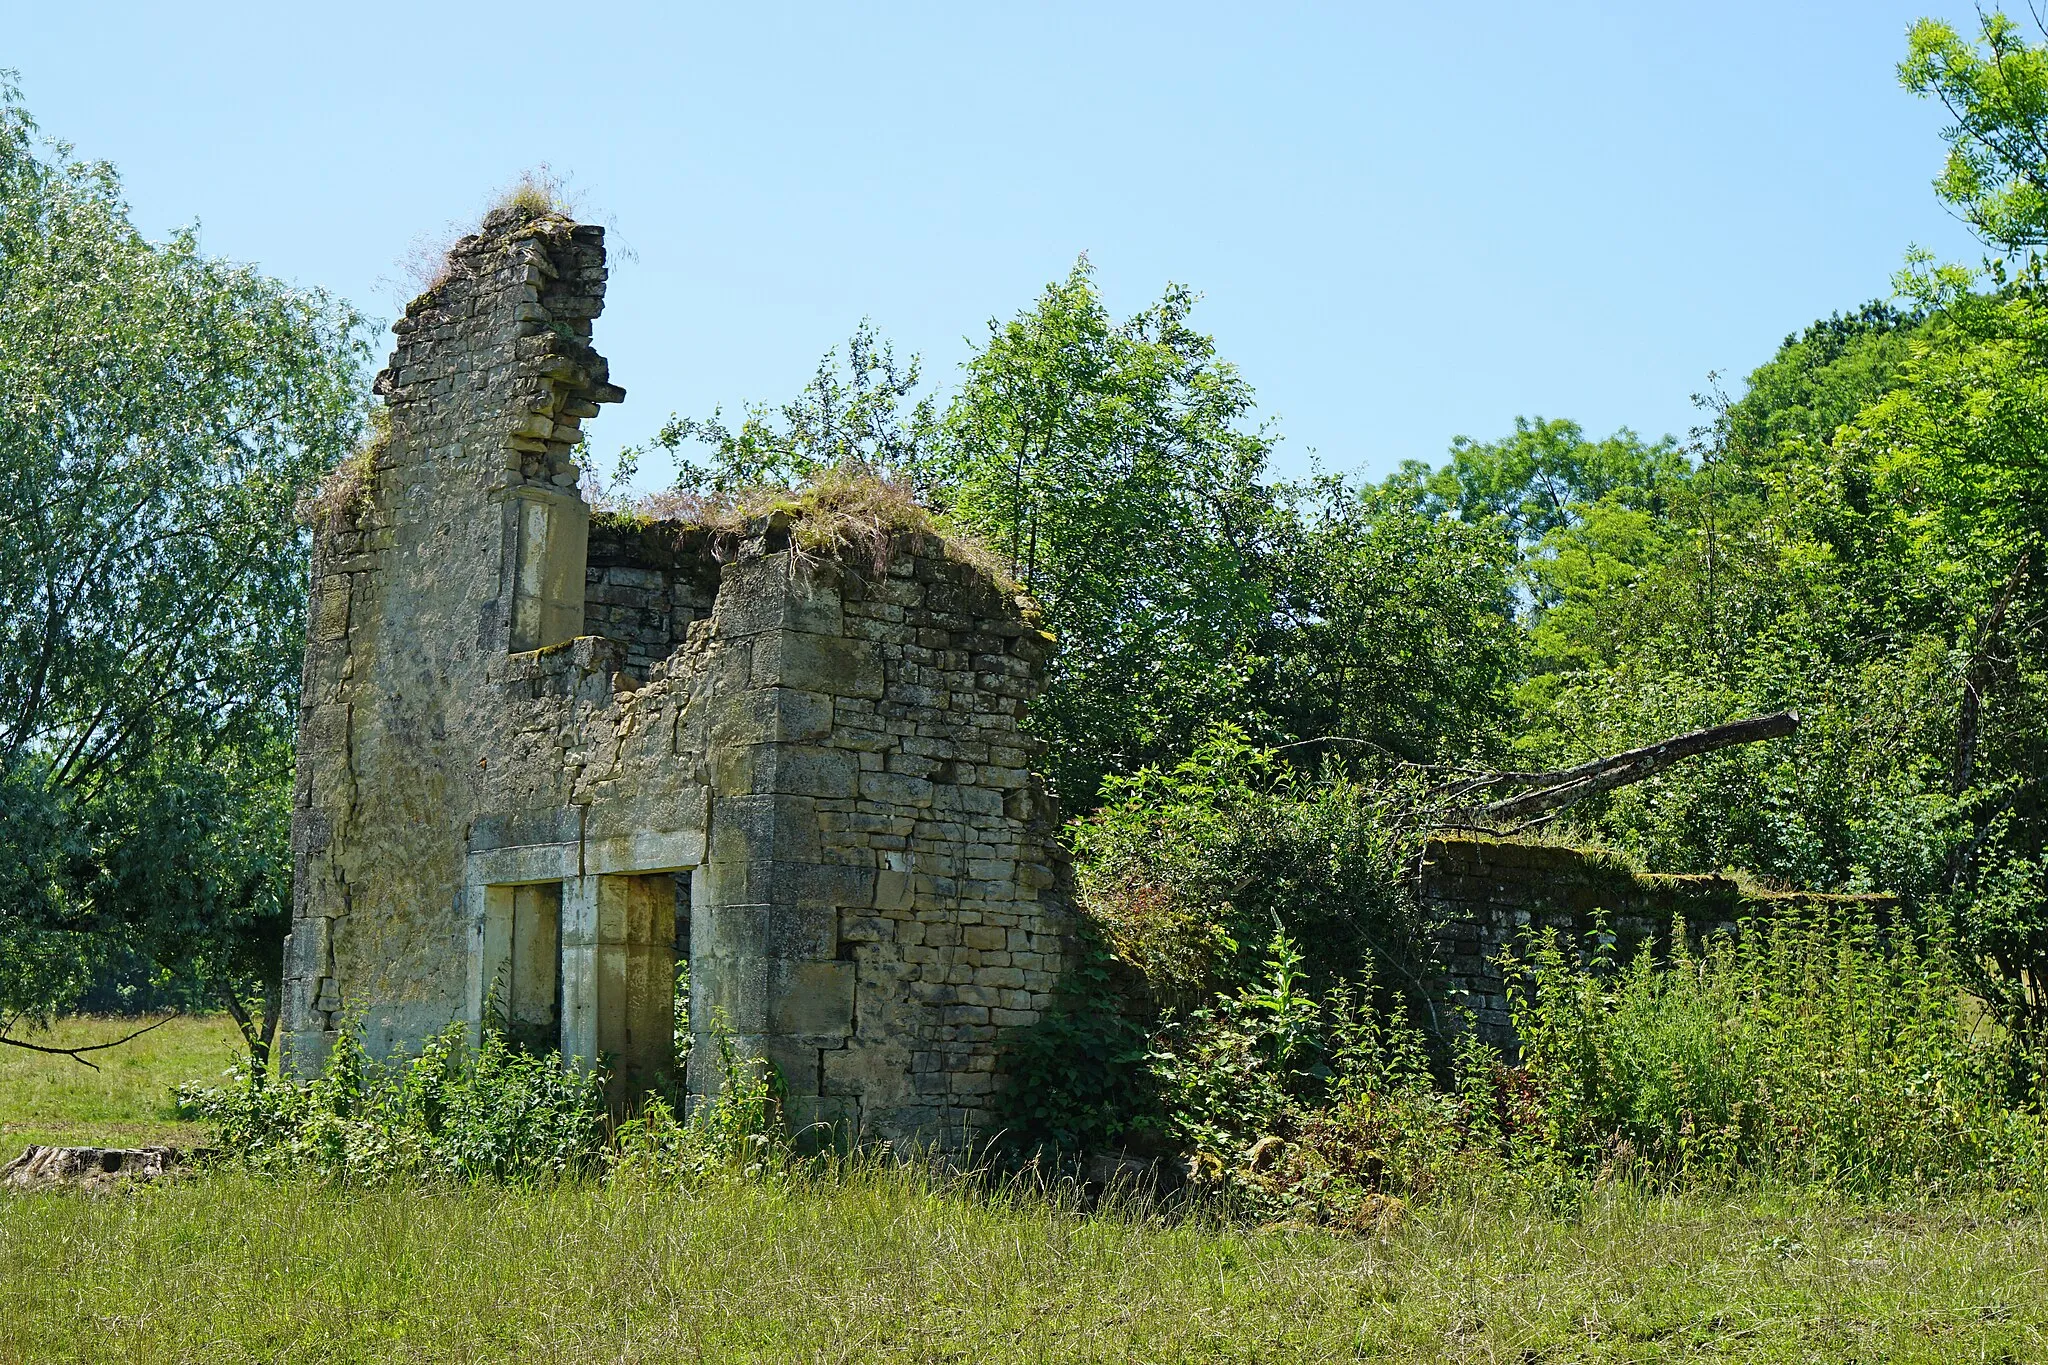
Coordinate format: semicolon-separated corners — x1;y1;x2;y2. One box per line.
179;1011;791;1186
1064;730;1434;1010
180;1023;609;1183
1514;908;2042;1193
0;76;367;1053
1006;738;2048;1218
1904;10;2048;253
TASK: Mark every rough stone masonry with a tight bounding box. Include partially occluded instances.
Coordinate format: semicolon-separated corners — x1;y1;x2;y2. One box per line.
282;208;1073;1140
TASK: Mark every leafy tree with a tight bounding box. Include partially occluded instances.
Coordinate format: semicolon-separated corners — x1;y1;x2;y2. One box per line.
1848;285;2048;1038
1417;416;1689;550
637;318;935;495
1487;276;2048;1049
1722;302;1926;459
1902;9;2048;254
0;78;368;1057
931;259;1277;803
1254;474;1523;766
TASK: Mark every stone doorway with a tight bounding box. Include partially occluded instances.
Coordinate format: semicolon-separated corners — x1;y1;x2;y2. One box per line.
565;870;683;1103
479;868;690;1104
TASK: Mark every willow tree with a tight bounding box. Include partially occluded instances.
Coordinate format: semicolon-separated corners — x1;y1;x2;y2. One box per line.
0;76;368;1060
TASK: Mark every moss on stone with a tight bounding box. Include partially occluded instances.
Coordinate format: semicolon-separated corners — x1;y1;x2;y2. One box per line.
299;410;385;529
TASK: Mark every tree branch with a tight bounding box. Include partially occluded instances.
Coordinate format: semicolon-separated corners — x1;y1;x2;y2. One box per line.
1453;711;1802;824
0;1013;180;1072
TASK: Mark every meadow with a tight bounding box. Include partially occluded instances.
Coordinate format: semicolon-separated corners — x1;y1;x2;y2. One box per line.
0;1012;242;1152
4;1017;2048;1363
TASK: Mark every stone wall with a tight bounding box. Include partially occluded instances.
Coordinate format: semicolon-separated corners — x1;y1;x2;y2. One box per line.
285;209;1074;1142
287;208;622;1064
584;519;719;676
1421;835;1895;1047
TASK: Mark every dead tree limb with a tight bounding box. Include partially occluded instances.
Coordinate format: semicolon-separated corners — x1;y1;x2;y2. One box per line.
0;1013;181;1072
1462;711;1801;825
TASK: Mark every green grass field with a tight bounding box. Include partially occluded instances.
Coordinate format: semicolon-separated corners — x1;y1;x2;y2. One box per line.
3;1016;2047;1362
0;1012;244;1151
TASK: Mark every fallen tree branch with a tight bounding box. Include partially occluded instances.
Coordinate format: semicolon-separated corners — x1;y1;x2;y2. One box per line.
0;1013;182;1072
1454;711;1801;825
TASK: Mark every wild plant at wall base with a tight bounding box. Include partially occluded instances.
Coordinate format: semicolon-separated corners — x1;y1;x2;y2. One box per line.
1506;905;2045;1194
179;1018;607;1183
611;1011;793;1183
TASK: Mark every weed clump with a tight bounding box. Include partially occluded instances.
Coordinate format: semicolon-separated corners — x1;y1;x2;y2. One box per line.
178;1008;796;1188
179;1021;607;1184
1512;904;2047;1193
626;466;1018;590
297;408;386;529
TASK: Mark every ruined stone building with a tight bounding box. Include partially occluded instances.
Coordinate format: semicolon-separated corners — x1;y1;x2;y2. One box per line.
283;209;1072;1140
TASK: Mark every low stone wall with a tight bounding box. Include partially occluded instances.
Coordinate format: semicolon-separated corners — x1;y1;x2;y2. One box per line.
1421;835;1895;1047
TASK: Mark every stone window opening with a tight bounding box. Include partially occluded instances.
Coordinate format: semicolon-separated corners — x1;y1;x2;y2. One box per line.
506;487;587;653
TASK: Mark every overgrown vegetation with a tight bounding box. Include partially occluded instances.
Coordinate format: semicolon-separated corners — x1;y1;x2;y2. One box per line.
174;1002;802;1189
13;6;2048;1276
616;462;1017;588
177;1022;611;1184
1005;734;2048;1220
1512;907;2045;1195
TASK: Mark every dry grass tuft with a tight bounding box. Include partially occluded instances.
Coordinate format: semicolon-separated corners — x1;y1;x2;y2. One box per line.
490;165;575;226
388;167;577;302
627;467;1020;592
297;409;386;530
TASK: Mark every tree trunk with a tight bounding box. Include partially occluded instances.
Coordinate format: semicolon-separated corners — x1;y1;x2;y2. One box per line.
214;976;268;1072
1471;710;1801;825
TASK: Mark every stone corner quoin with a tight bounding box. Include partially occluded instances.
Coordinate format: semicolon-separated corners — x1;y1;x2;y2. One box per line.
283;207;1075;1143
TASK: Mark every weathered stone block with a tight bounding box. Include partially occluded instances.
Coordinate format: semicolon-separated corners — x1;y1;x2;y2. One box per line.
713;743;857;799
751;631;884;698
710;687;833;747
768;960;855;1038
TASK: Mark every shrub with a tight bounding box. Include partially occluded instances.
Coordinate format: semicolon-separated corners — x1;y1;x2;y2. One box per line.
1509;906;2047;1194
1147;929;1493;1226
1068;726;1437;1011
180;1020;607;1184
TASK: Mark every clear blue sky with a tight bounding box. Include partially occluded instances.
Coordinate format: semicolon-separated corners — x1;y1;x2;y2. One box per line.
8;2;1990;487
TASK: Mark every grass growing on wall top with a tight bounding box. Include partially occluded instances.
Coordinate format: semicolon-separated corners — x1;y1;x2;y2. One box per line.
619;467;1023;594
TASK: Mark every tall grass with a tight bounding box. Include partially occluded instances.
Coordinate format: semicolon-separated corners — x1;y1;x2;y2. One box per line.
3;1167;2046;1362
